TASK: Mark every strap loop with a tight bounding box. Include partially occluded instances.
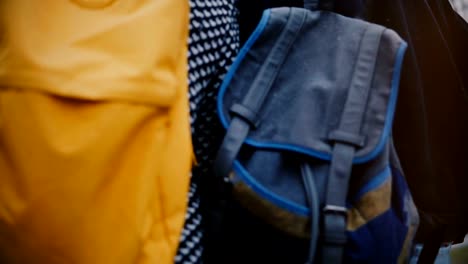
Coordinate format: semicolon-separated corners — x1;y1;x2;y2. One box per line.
329;130;366;148
229;103;260;128
323;213;348;245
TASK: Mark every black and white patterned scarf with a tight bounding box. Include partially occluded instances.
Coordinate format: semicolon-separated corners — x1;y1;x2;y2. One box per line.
175;0;239;263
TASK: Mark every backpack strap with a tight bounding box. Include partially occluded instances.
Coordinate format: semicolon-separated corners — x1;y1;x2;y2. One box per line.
212;12;306;252
321;24;385;264
214;9;306;180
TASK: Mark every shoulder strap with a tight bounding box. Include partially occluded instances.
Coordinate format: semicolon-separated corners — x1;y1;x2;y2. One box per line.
214;9;306;180
321;24;385;264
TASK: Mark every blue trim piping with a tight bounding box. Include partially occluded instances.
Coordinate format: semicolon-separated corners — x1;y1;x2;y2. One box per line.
217;20;409;164
354;41;408;163
349;166;391;203
234;162;393;217
217;14;408;216
233;161;309;216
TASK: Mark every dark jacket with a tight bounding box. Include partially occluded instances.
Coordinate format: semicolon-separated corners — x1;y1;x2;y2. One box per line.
365;0;468;258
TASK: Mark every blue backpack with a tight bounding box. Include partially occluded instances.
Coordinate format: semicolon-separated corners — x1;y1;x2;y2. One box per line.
214;1;420;263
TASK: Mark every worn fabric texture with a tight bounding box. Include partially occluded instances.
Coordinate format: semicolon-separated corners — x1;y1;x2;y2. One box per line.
210;5;419;263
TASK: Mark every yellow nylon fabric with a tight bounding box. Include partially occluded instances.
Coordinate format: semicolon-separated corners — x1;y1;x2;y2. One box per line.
0;1;191;263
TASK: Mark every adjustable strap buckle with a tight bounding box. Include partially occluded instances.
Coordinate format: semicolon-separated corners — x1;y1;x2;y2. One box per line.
323;205;347;216
323;205;348;245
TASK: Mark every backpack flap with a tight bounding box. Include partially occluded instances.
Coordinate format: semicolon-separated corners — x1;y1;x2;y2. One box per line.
215;7;418;263
218;9;403;164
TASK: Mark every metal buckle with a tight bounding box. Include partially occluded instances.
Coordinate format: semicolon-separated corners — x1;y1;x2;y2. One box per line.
323;205;347;216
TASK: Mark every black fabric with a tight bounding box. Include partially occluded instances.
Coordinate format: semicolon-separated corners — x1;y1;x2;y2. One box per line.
303;0;337;10
417;219;447;264
363;1;468;262
178;0;240;263
304;0;319;10
365;0;468;245
211;200;311;263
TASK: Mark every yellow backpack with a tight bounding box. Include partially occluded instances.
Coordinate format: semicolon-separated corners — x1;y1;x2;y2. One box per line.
0;1;192;263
